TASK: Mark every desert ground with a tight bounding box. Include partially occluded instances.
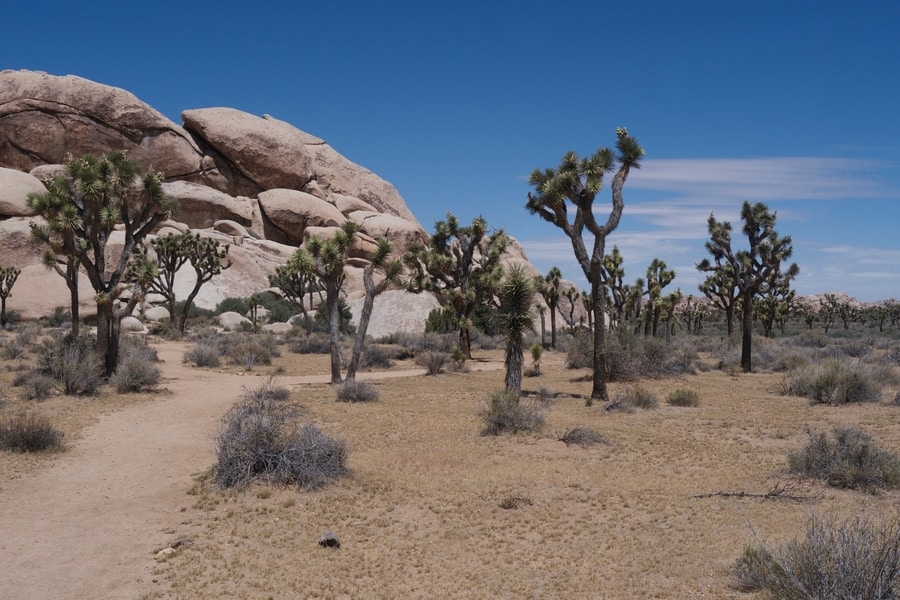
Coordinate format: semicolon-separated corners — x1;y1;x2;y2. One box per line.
1;330;898;599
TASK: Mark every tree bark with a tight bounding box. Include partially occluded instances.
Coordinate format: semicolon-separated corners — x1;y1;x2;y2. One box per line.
326;278;342;384
740;293;753;373
504;335;524;397
549;307;557;349
589;279;609;405
95;304;121;377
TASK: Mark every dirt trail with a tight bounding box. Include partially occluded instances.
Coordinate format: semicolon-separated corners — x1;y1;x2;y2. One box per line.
0;341;500;600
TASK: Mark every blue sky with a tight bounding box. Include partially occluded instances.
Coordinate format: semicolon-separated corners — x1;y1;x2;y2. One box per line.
4;0;899;301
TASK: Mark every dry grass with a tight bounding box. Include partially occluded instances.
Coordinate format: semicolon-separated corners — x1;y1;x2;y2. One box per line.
3;329;900;599
147;344;900;599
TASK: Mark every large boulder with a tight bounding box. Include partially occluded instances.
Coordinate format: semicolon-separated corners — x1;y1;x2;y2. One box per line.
161;180;254;230
181;108;318;192
257;189;346;244
346;210;428;255
0;167;46;216
0;217;42;268
305;141;421;226
0;70;203;179
348;290;440;338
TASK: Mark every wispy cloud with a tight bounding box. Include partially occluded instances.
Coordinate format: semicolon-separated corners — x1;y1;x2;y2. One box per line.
520;157;899;302
629;157;892;202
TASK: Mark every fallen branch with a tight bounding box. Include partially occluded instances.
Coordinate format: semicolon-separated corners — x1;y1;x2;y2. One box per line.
693;481;820;503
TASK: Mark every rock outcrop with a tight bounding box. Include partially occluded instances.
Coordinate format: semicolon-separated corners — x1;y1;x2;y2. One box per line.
0;70;437;330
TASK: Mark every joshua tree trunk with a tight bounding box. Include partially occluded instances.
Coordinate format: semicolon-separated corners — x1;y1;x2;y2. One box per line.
326;278;343;384
740;293;753;373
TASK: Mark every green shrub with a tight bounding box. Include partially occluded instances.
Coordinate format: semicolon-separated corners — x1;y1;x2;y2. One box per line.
480;390;545;436
0;413;64;452
788;426;900;490
733;514;900;599
667;387;700;407
335;380;380;403
215;379;346;490
215;297;251;316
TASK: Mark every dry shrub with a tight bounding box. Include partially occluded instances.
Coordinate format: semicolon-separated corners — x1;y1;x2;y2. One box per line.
788;426;900;490
667;387;700;407
781;359;884;404
0;413;64;452
35;333;100;395
17;373;56;400
559;427;608;447
335;380;380;403
215;378;346;490
110;338;161;392
288;332;331;355
480;390;545;436
606;386;658;412
416;350;449;375
733;513;900;599
184;343;220;367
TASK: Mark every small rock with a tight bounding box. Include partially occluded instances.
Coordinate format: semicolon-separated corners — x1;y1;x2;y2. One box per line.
154;547;176;561
318;532;340;549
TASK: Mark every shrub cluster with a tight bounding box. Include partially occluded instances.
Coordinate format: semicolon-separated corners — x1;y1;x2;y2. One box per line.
289;332;331;355
566;329;698;379
733;514;900;599
0;413;64;452
215;379;347;490
480;390;545;436
780;359;885;404
788;426;900;490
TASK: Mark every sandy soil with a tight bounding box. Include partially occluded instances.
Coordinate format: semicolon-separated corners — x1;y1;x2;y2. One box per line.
0;341;492;600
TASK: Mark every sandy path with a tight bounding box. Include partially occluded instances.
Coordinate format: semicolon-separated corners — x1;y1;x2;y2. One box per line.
0;341;500;599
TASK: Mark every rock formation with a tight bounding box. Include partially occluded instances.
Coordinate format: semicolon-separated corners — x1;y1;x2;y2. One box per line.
0;69;438;330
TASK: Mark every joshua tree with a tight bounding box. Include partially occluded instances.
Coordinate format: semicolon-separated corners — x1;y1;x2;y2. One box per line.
268;263;322;335
535;267;562;348
126;232;231;334
346;236;403;381
601;245;628;328
526;128;644;404
560;285;580;332
755;262;799;337
404;213;508;359
498;265;534;396
284;221;359;384
27;151;177;375
697;260;739;336
642;258;676;337
0;266;21;328
698;201;797;372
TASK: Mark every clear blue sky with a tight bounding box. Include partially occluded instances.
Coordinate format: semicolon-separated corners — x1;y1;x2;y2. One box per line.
5;0;898;301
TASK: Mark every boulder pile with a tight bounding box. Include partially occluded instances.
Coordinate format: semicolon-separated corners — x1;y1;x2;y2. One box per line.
0;69;439;329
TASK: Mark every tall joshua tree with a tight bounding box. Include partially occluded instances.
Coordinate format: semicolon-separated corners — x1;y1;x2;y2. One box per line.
498;265;534;396
697;201;797;372
346;236;403;381
28;151;177;375
526;128;644;404
285;220;359;384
